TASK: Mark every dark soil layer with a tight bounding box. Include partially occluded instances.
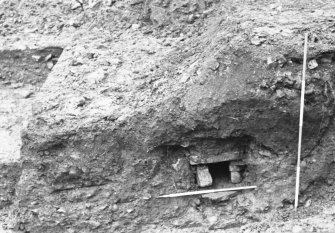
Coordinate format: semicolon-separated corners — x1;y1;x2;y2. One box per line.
0;47;63;86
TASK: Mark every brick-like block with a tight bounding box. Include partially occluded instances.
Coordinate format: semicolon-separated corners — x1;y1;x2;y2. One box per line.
229;161;245;172
231;171;242;184
196;165;213;187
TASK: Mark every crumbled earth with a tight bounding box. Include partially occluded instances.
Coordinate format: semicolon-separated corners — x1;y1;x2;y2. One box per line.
1;0;335;232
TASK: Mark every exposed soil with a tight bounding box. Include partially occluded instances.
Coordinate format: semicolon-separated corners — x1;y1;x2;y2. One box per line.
1;0;335;232
0;47;63;232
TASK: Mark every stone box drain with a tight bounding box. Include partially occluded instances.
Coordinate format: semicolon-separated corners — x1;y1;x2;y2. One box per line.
191;153;247;188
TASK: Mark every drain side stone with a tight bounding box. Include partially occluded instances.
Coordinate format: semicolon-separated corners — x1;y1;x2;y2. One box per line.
230;172;242;184
229;161;245;184
196;165;213;187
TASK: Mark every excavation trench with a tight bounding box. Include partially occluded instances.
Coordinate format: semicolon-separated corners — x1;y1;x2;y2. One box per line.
5;46;335;232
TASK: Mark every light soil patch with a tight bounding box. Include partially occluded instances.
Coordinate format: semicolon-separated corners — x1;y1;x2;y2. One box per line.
0;86;35;163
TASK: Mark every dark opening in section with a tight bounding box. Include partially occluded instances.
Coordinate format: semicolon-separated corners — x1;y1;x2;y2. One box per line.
208;161;231;189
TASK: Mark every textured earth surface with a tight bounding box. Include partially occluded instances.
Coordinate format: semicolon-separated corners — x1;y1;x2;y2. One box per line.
1;0;335;232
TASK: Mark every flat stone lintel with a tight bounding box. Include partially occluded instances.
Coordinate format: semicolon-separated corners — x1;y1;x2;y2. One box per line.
190;151;242;165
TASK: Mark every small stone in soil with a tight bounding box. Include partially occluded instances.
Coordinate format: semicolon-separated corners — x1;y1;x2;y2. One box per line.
304;198;312;207
32;55;42;62
231;171;242;184
308;59;318;70
45;54;53;61
47;61;54;70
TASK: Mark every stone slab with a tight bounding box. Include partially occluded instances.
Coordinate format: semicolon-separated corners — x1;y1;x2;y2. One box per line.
229;161;246;172
196;165;213;187
190;151;242;165
231;171;242;184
